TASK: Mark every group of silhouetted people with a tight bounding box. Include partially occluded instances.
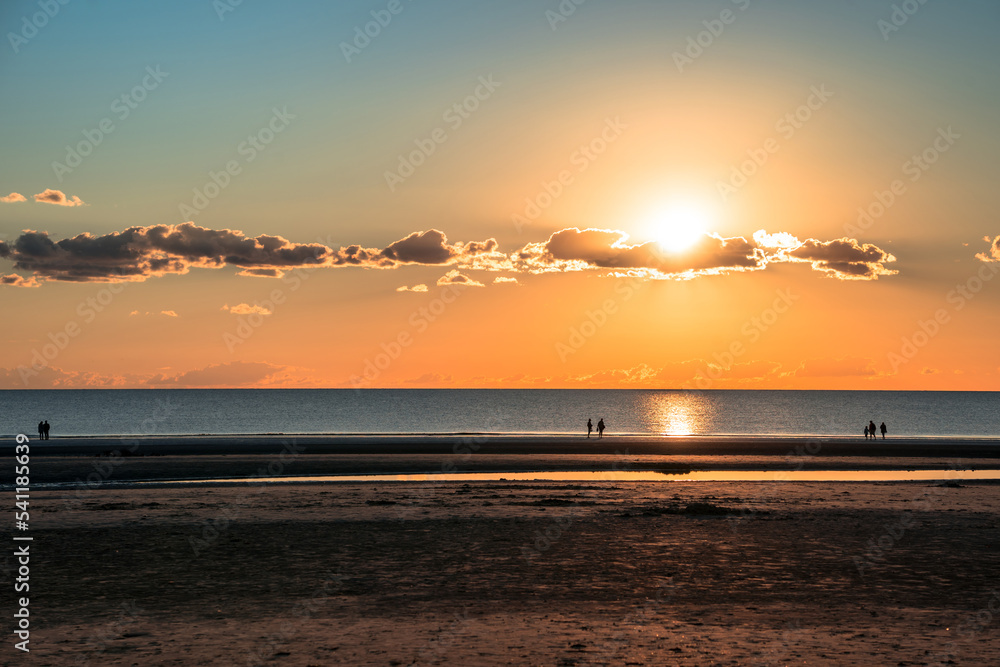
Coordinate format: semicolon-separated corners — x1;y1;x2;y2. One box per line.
864;420;886;440
587;418;606;439
37;420;50;440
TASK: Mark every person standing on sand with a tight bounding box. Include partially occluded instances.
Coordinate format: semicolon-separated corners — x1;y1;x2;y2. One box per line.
38;421;44;440
43;420;50;440
863;425;869;439
597;418;605;439
587;418;593;438
869;421;877;442
880;422;887;439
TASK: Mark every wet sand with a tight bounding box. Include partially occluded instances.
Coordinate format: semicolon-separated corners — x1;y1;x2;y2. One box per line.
6;437;1000;665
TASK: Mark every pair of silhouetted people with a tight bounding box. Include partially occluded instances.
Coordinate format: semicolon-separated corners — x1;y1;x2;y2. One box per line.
37;420;50;440
864;421;887;440
586;418;605;439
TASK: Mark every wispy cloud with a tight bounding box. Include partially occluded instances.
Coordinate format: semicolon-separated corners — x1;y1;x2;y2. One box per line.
222;303;272;315
0;192;27;203
0;273;39;288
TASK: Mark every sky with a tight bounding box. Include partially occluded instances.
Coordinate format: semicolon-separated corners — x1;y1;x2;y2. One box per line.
1;0;999;390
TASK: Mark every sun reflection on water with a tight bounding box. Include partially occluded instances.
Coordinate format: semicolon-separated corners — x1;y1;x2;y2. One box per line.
645;392;709;436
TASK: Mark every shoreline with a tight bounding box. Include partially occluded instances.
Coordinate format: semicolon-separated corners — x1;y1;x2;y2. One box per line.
5;433;1000;458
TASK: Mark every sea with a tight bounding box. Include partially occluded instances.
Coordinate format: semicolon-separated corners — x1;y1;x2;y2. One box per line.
1;389;998;439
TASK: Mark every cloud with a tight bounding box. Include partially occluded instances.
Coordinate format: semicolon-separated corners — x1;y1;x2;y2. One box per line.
514;228;897;281
781;238;897;280
403;372;454;385
33;189;85;207
493;276;519;285
0;222;330;283
222;303;273;315
0;223;897;286
396;284;429;293
147;361;289;387
329;229;507;270
0;365;130;389
129;310;181;317
791;357;878;378
436;269;484;287
513;227;767;279
976;235;1000;262
1;192;26;203
1;273;39;288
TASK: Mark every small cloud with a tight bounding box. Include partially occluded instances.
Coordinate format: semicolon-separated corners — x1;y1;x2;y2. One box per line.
0;273;39;288
493;276;519;285
793;357;878;378
396;284;429;293
237;268;283;278
221;303;272;316
436;269;484;287
1;192;26;203
130;310;181;317
33;188;86;207
921;367;939;375
403;373;454;385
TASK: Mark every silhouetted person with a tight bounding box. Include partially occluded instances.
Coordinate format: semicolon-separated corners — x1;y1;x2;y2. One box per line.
587;418;593;439
880;422;887;440
38;421;44;440
869;421;877;442
597;418;605;439
43;420;50;440
863;425;869;440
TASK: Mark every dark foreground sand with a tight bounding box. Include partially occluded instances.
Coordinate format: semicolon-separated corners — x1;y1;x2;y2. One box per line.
5;439;1000;665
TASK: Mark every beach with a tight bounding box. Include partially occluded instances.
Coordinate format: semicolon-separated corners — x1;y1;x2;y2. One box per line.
7;435;1000;665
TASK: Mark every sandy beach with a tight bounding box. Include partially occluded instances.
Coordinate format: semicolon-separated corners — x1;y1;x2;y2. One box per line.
6;436;1000;665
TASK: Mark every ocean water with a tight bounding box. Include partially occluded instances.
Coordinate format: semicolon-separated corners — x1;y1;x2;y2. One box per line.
1;389;997;438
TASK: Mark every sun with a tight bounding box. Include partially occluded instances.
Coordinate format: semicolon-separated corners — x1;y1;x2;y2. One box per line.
645;200;715;253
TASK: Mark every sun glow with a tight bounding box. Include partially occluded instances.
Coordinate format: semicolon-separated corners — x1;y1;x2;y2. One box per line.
645;200;715;253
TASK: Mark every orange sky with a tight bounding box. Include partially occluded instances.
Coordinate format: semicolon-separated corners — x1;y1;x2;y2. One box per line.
2;1;999;389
